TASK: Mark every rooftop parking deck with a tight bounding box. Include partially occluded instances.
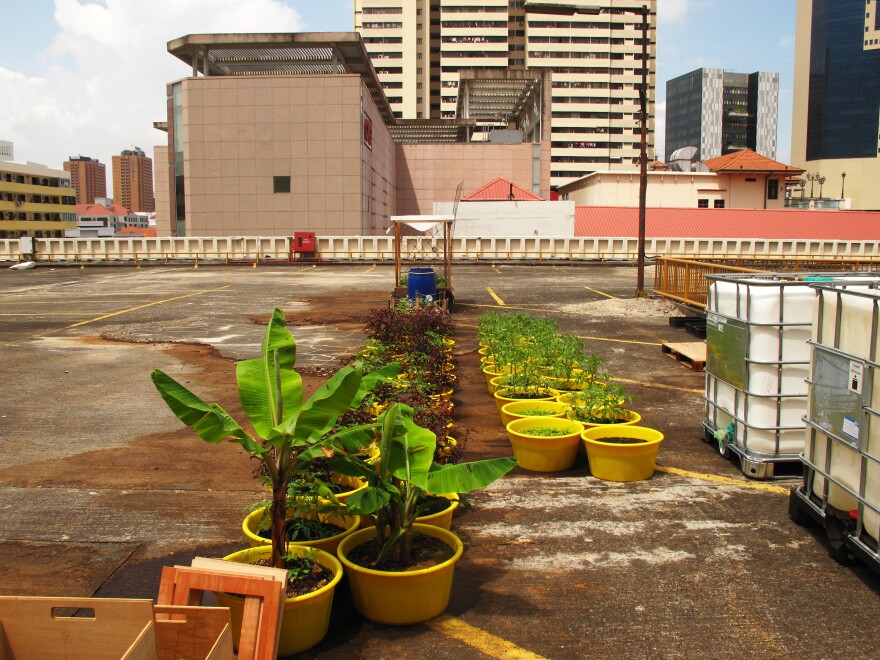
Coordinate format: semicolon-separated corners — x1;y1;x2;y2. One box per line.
1;262;878;658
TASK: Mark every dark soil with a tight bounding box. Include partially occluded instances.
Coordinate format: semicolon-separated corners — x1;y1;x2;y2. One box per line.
416;494;454;517
596;437;648;444
346;533;455;572
252;557;334;598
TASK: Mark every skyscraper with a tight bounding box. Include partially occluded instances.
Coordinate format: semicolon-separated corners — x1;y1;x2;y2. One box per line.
354;0;657;189
112;147;155;213
63;156;107;205
791;0;880;209
665;68;779;163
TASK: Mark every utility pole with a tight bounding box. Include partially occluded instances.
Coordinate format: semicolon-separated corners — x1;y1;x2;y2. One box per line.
635;4;649;297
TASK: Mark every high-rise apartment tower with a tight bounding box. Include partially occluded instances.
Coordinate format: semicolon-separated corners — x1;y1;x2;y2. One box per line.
791;0;880;209
112;147;155;213
63;156;107;205
665;68;778;163
354;0;657;188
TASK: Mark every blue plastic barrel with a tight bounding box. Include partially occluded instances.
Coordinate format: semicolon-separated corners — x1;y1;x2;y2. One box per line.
407;267;437;301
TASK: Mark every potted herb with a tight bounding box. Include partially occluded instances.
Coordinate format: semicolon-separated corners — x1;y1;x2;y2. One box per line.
559;382;640;428
504;416;585;472
151;308;396;654
331;403;517;625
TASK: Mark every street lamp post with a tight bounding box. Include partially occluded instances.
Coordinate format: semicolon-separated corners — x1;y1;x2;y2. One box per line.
818;176;826;199
841;171;847;200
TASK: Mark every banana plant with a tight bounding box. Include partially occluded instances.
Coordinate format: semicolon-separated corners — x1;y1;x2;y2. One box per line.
329;403;517;567
151;307;397;569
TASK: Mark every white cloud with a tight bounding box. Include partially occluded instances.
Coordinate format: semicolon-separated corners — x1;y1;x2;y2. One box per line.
1;0;303;196
658;0;690;26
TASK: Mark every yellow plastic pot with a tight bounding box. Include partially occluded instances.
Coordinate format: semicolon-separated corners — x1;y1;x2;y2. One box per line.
337;523;464;625
361;493;460;531
505;417;585;472
500;399;568;426
242;506;360;555
482;363;510;389
494;387;560;414
216;544;343;657
582;425;664;482
488;374;506;395
415;493;459;530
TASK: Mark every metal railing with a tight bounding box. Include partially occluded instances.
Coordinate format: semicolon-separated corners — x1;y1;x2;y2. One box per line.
653;256;880;309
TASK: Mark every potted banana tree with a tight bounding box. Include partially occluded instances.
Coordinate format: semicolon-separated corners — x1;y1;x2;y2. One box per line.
151;308;397;655
330;403;517;625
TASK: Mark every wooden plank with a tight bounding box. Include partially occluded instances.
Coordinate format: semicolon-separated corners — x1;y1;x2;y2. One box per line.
0;597;157;660
661;341;707;372
157;566;284;660
153;605;233;660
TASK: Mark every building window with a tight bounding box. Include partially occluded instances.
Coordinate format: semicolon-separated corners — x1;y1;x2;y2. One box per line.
714;199;725;208
767;179;779;200
698;199;709;208
273;176;291;193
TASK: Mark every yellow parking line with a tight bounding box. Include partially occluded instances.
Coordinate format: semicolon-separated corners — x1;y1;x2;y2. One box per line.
612;377;704;394
363;264;376;273
578;334;661;346
66;286;230;329
584;286;617;299
486;287;506;306
427;615;547;660
655;466;791;494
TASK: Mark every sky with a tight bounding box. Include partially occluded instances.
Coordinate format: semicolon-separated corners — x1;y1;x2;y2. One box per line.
0;0;796;197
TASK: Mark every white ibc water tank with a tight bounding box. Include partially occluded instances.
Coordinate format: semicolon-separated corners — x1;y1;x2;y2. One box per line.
806;283;880;543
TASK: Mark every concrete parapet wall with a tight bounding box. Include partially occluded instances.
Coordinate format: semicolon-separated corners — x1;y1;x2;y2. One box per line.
1;236;878;263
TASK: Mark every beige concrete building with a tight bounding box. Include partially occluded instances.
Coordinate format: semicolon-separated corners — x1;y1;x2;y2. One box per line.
0;161;76;239
355;0;657;189
791;0;880;210
559;149;804;210
154;33;553;237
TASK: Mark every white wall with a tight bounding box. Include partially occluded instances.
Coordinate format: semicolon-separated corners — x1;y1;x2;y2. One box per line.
432;200;575;236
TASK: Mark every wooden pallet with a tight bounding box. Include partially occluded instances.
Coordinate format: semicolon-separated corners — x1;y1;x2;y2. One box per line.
661;341;706;371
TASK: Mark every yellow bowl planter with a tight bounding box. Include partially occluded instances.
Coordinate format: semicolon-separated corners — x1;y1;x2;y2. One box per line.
499;399;568;426
242;506;360;555
505;417;585;472
582;425;664;482
482;363;510;389
415;493;459;530
494;387;560;414
216;545;343;657
337;523;464;625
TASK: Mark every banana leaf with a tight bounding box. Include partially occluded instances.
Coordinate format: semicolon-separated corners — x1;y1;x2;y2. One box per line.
236;308;302;439
151;369;264;456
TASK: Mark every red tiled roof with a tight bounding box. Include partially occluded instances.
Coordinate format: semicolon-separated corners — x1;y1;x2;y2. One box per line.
463;177;544;201
703;149;805;174
574;207;880;241
76;202;132;216
116;226;156;237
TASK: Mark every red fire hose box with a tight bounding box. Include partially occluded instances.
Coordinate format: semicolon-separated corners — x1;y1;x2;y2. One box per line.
292;232;316;253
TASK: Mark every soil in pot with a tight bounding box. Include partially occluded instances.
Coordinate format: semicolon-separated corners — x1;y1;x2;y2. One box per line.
246;555;335;598
599;437;650;445
416;493;455;517
256;518;346;544
346;533;454;572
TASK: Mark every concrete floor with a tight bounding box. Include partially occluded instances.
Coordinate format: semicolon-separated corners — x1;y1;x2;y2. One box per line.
1;262;878;659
